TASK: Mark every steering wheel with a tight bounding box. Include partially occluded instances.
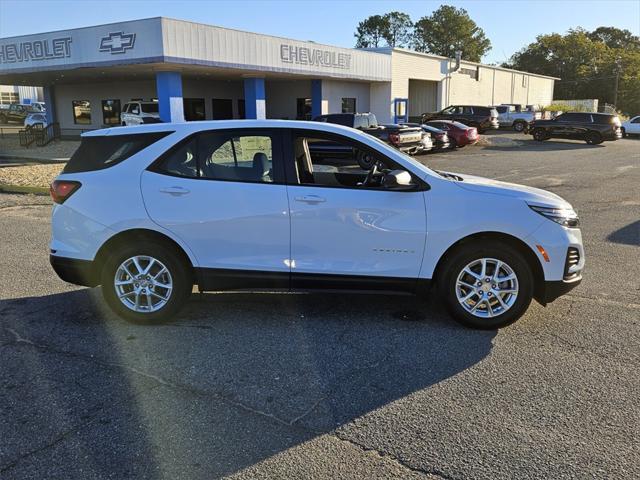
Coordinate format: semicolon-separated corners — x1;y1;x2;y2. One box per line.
362;162;379;187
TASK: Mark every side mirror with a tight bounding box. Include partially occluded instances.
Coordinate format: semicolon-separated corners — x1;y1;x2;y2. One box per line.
383;169;415;190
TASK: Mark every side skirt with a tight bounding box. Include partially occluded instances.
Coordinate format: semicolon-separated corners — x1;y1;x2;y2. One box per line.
196;268;431;295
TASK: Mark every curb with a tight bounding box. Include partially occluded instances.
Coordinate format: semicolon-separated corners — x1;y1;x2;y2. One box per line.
0;155;69;164
0;183;50;196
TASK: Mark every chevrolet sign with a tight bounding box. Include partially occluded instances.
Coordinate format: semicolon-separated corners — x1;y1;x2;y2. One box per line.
280;44;351;70
99;31;136;54
0;37;72;64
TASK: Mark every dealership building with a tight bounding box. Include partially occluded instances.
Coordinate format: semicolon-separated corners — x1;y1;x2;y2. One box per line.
0;17;557;134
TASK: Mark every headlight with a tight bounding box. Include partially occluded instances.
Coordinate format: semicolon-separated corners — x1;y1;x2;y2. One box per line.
529;204;579;228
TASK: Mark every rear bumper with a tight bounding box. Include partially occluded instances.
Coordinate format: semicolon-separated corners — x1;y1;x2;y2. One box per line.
539;277;582;305
50;254;98;287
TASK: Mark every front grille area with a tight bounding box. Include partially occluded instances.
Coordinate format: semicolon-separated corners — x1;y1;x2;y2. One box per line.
564;247;581;280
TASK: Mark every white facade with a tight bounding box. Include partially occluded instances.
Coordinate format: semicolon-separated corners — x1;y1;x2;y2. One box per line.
0;17;557;132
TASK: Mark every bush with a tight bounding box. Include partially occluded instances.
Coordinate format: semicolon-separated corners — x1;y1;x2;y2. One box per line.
543;103;589;112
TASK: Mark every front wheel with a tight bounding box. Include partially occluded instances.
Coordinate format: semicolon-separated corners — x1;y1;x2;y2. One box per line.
101;243;192;324
438;242;534;329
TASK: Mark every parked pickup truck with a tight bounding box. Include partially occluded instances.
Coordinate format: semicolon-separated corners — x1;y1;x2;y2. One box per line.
0;104;39;125
493;105;541;132
313;113;426;169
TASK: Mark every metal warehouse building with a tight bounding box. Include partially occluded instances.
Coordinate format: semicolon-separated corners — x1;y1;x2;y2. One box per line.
0;17;557;134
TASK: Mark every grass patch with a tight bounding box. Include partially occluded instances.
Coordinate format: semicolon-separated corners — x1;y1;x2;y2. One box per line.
0;183;50;196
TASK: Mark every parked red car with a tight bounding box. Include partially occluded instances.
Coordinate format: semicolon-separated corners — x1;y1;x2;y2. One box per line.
424;120;478;148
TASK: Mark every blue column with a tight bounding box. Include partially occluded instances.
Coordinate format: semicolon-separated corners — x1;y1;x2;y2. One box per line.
243;78;266;119
43;85;56;125
156;71;184;123
311;79;323;119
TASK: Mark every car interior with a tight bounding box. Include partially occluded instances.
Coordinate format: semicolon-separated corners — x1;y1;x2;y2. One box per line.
294;136;396;189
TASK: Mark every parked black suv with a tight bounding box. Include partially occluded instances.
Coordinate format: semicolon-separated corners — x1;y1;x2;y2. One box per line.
313;113;425;168
421;105;499;133
528;112;622;145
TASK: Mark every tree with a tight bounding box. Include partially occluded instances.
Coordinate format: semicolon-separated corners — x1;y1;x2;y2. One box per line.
354;12;413;48
354;15;386;48
413;6;491;62
382;11;413;48
504;28;640;114
587;27;640;50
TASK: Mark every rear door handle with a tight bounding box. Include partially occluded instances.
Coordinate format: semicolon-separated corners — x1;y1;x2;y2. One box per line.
159;186;190;196
295;195;326;204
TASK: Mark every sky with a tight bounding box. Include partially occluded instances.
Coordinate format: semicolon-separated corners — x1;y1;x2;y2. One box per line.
0;0;639;64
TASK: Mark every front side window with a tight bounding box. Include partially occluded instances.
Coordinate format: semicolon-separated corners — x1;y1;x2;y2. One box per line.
141;103;159;113
72;100;91;124
101;99;121;125
341;98;356;114
294;132;412;190
130;104;140;115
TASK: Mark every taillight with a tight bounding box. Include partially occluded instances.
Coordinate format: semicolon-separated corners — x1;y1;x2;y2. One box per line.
50;180;81;204
466;128;477;138
389;133;400;145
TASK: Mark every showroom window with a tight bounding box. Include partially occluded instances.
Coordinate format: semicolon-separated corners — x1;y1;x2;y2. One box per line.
101;99;121;125
72;100;92;125
183;98;205;121
211;99;233;120
297;98;312;120
0;92;19;104
341;98;356;114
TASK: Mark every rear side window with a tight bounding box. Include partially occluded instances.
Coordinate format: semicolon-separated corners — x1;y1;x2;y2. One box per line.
592;115;617;125
63;132;171;173
474;107;491;115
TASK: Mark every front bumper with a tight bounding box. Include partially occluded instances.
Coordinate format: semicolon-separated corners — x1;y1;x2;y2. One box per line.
539;277;582;305
50;254;98;287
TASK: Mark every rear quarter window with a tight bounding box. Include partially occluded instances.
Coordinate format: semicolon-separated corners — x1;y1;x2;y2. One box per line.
63;132;171;173
474;107;491;116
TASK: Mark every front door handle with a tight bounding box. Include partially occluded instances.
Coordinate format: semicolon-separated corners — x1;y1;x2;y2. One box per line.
159;186;190;196
295;195;326;204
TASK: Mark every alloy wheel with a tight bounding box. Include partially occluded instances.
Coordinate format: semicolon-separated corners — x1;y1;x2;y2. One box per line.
114;255;173;313
455;258;519;319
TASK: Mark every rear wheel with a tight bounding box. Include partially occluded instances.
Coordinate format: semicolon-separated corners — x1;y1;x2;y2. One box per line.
621;127;627;138
532;128;548;141
448;137;458;149
101;243;192;324
585;131;603;145
438;242;534;329
513;121;526;132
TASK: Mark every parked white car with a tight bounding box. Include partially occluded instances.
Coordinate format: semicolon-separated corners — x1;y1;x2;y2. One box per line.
621;115;640;137
121;101;161;126
24;112;48;128
49;120;584;329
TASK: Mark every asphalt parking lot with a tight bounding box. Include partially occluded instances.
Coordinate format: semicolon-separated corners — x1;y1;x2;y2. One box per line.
1;132;639;479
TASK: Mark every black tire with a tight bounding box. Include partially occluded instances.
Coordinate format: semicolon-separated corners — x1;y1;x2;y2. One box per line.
585;131;603;145
357;150;375;170
100;242;192;324
621;127;626;138
513;121;526;132
437;242;534;329
448;137;458;149
532;128;548;141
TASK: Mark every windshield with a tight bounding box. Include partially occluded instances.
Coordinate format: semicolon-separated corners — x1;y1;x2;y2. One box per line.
141;103;159;113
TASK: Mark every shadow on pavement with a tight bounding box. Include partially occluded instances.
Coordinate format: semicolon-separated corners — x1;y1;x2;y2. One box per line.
607;220;640;246
0;288;495;478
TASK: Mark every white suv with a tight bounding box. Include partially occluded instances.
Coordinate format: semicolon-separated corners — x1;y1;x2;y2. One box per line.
49;120;584;329
121;101;161;126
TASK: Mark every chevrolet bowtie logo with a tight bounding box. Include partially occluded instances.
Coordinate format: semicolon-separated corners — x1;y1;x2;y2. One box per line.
99;31;136;54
